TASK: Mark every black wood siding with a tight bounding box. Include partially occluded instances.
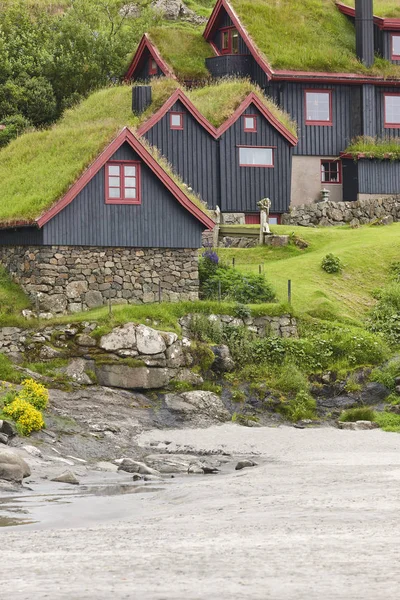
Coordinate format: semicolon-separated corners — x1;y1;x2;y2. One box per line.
131;49;163;82
276;82;353;156
0;227;43;246
358;159;400;194
143;99;219;209
42;143;205;248
363;84;377;137
211;12;250;55
219;105;292;213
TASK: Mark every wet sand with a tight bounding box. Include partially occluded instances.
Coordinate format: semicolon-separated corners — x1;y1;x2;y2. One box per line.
1;424;400;599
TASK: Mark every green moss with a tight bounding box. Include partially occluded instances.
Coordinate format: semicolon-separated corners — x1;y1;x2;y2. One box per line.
94;355;145;368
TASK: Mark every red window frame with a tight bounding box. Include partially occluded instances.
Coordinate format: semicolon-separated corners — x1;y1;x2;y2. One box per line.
320;160;342;184
220;27;239;55
245;213;281;225
384;93;400;128
170;112;184;130
305;90;333;126
238;145;275;168
105;161;141;205
243;115;257;132
148;58;158;76
391;34;400;61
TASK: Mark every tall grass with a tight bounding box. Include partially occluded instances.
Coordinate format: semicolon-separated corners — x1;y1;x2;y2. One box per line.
345;136;400;160
345;0;400;18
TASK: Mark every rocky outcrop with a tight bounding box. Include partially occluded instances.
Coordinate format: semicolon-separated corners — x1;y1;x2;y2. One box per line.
151;0;207;24
282;196;400;228
165;391;230;423
0;448;31;484
95;364;173;390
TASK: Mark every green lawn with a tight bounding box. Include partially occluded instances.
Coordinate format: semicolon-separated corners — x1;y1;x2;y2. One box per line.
218;224;400;321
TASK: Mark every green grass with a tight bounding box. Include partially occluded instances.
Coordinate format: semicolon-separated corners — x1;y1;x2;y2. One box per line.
188;78;297;134
148;25;212;80
0;267;31;319
374;411;400;432
218;223;400;321
0;354;23;384
339;407;376;422
345;0;400;18
345;136;400;160
230;0;400;76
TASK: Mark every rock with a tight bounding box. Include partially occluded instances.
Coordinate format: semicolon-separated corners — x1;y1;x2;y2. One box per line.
338;420;379;431
395;385;400;395
0;448;31;483
173;369;204;385
76;334;97;347
201;465;220;474
39;345;63;359
22;309;37;320
66;280;88;299
22;445;42;458
145;454;204;474
95;364;172;390
95;461;118;473
164;391;230;422
99;323;137;352
117;459;161;476
0;433;8;445
132;473;143;481
188;463;204;474
143;474;162;482
51;470;80;485
136;324;166;355
166;341;186;368
395;376;400;387
211;345;235;373
161;331;178;347
317;395;359;410
84;290;104;309
360;382;390;405
140;353;167;368
382;215;394;226
235;460;257;471
40;294;67;314
0;419;16;438
64;359;94;385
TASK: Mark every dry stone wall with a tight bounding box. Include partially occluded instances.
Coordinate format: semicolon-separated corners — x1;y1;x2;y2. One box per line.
0;246;199;314
282;196;400;227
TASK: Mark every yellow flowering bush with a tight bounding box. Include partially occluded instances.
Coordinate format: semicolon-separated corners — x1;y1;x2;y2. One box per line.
3;398;44;436
18;379;49;411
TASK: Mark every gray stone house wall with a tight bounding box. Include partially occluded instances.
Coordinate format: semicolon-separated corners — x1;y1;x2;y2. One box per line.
0;246;199;314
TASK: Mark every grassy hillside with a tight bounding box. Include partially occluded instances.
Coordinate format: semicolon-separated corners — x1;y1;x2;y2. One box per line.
218;223;400;322
230;0;400;76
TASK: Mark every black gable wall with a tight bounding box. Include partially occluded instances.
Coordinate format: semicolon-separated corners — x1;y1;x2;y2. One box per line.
132;48;164;82
42;142;205;248
143;100;219;209
219;105;292;214
211;12;250;55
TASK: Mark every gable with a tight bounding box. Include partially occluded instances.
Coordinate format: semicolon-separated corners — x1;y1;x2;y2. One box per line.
125;35;176;82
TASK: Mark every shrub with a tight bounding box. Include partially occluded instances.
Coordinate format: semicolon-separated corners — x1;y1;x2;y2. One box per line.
374;412;400;432
368;283;400;344
233;303;252;320
321;253;343;274
188;314;223;343
283;391;316;422
339;407;375;422
370;358;400;391
18;379;49;411
271;362;310;396
3;398;44;436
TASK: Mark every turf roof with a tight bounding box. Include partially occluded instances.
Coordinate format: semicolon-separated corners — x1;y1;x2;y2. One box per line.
228;0;400;76
0;77;295;225
344;1;400;18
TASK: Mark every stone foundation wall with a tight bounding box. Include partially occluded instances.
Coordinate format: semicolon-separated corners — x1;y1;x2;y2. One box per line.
0;246;199;314
282;196;400;227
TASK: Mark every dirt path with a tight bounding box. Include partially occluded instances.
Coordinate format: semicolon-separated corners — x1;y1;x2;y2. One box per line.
1;425;400;600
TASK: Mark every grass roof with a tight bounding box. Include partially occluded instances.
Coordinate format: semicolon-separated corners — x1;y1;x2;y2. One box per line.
345;1;400;18
229;0;400;76
148;24;212;80
345;136;400;159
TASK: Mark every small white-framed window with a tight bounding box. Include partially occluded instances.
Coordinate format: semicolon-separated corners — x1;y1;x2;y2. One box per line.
305;90;332;125
243;115;257;132
170;112;183;130
239;147;274;167
385;94;400;127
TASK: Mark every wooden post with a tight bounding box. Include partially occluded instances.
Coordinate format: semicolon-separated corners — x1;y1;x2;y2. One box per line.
232;257;235;268
288;280;292;304
158;280;162;304
259;265;262;275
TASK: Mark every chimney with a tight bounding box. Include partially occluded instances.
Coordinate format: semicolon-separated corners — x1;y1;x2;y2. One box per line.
132;85;152;115
355;0;374;68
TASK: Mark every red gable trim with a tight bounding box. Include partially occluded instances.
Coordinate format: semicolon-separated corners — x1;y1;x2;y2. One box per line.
204;0;273;79
136;89;218;138
36;128;214;230
216;92;298;146
336;2;400;32
125;34;176;81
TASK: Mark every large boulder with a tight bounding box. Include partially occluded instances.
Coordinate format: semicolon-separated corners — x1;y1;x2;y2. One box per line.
360;382;390;405
0;448;31;484
136;324;166;355
95;363;173;390
0;420;16;438
117;459;160;476
99;323;137;352
165;391;230;422
144;454;204;474
64;359;94;385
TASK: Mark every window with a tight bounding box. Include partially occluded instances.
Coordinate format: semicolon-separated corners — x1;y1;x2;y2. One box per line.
305;90;332;125
243;115;257;132
392;35;400;60
321;160;341;184
220;27;239;55
239;147;274;167
384;94;400;128
170;112;183;130
148;58;158;75
106;162;140;204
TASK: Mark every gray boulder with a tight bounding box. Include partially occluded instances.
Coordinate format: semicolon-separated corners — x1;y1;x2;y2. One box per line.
0;433;8;445
235;460;257;471
64;359;94;385
360;382;390;405
95;363;172;390
338;420;379;431
211;345;235;372
0;449;31;483
117;459;160;476
145;454;203;474
136;324;166;355
0;419;16;438
22;445;43;458
165;391;230;422
51;470;80;485
100;323;137;352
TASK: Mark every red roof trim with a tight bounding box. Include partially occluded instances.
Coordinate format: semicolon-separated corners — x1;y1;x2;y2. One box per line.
216;92;298;146
203;0;273;79
125;34;176;81
272;69;400;86
36;128;214;230
137;89;218;138
336;2;400;31
340;151;400;160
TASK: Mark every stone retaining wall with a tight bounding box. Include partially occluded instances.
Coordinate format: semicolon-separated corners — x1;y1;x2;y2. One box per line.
282;196;400;227
0;246;199;314
180;313;298;339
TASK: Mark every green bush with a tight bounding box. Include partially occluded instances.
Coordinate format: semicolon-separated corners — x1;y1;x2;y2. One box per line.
368;283;400;344
339;407;375;422
370;358;400;391
271;362;310;396
321;253;343;274
199;252;276;304
283;391;316;422
374;412;400;432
